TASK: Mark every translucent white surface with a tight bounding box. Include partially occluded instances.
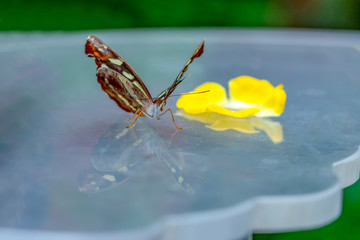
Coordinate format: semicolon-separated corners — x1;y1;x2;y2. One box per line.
0;29;360;240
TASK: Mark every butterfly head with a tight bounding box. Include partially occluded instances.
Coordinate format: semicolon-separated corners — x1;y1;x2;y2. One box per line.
157;99;167;111
145;99;167;118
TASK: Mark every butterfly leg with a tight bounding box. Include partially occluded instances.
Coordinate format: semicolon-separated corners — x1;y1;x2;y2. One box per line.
124;109;140;121
164;108;182;130
126;110;144;128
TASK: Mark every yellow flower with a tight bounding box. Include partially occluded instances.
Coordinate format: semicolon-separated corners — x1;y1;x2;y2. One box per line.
176;82;227;114
176;76;286;117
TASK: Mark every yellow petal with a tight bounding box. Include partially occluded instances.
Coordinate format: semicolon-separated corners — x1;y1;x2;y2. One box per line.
176;82;227;114
207;104;260;118
229;76;286;116
176;97;208;114
256;84;287;117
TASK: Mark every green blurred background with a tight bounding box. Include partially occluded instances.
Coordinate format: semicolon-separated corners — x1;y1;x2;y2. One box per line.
0;0;360;30
1;0;360;239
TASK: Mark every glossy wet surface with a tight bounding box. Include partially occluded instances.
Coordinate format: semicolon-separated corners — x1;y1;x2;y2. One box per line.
0;30;360;232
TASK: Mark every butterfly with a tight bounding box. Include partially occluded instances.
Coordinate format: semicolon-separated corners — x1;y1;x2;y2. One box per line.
85;36;204;129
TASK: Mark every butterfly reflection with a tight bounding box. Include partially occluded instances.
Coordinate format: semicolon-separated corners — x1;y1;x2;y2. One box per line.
78;120;196;195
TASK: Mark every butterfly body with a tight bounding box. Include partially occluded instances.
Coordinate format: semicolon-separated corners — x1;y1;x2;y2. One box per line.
144;101;165;119
85;36;204;129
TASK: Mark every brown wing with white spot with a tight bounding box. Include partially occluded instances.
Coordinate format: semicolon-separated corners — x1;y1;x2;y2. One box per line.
96;67;151;113
85;36;152;113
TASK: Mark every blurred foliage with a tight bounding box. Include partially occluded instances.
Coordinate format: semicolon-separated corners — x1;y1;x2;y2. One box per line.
0;0;359;30
254;179;360;240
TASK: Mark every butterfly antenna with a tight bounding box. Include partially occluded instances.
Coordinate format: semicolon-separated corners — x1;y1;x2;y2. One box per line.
168;90;210;98
179;73;191;82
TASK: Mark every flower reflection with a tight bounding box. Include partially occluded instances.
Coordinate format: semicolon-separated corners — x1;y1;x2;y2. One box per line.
178;110;283;144
78;120;197;195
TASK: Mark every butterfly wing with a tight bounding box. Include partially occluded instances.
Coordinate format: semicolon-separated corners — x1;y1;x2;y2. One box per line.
155;39;205;101
85;36;153;113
